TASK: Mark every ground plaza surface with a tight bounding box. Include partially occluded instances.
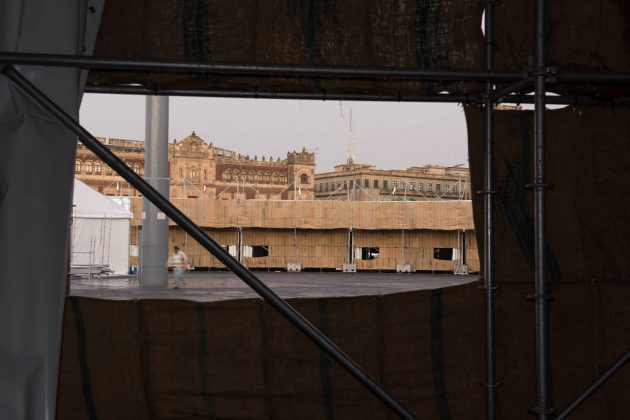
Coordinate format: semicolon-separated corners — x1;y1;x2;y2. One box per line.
70;271;478;301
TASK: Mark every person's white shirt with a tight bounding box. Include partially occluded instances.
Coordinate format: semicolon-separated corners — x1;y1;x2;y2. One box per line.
169;250;188;268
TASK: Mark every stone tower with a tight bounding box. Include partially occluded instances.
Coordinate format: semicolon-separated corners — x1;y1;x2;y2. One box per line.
286;147;316;200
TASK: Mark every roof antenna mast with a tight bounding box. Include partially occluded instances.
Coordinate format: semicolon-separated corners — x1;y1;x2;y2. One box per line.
346;102;355;165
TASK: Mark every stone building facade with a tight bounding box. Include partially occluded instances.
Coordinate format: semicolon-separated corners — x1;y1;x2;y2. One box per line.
314;162;470;201
75;132;315;200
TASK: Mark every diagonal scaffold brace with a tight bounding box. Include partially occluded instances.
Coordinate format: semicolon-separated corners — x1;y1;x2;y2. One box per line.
0;64;416;420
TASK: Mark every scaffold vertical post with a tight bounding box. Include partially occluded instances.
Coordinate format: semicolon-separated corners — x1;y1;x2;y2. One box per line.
483;0;499;419
533;0;553;418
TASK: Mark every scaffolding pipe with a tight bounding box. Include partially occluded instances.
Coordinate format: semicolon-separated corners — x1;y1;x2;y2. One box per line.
483;1;498;419
3;52;630;85
0;51;524;81
554;349;630;420
82;84;630;106
533;0;553;418
0;64;416;420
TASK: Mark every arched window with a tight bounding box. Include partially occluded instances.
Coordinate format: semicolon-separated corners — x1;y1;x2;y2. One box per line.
300;173;309;184
272;172;279;183
233;169;240;180
223;169;232;181
178;168;183;177
75;160;81;173
133;163;140;174
248;170;255;181
94;162;102;174
190;169;196;179
257;171;263;181
264;172;270;182
85;161;93;174
106;165;112;175
281;173;287;183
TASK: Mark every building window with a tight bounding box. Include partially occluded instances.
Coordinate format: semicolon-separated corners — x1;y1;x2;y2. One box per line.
436;184;441;192
383;180;388;190
223;169;231;181
179;168;183;177
355;247;380;260
281;173;287;183
392;181;397;190
418;182;424;191
337;181;341;190
249;170;255;181
409;182;414;191
453;185;458;193
190;169;196;179
401;181;406;189
106;165;112;175
300;173;309;184
374;179;379;189
257;171;263;181
85;161;93;174
356;179;360;189
445;185;450;193
233;169;240;180
94;162;102;174
349;180;354;189
264;172;270;182
325;183;329;191
75;160;81;173
134;163;141;174
427;183;433;192
364;179;369;188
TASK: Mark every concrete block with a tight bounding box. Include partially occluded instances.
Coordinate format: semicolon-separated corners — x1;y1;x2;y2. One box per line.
396;264;411;273
342;263;357;273
454;264;469;275
287;262;302;272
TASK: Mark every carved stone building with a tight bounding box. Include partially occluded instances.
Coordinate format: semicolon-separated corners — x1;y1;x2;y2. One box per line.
314;162;470;201
75;132;315;200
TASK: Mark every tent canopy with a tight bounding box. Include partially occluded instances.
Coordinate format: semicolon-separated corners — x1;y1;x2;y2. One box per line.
72;178;133;219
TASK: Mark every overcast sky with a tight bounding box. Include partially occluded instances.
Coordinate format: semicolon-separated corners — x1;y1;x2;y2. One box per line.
79;94;469;173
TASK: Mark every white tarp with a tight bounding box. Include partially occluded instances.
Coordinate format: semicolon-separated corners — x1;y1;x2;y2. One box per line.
71;178;133;274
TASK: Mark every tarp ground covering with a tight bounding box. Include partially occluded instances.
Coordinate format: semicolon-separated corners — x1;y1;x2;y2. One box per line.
58;281;630;419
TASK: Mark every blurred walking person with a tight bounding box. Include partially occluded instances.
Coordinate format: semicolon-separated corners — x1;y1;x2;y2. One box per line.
168;245;188;289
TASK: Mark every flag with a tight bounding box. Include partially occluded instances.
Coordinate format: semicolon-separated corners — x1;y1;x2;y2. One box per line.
203;184;207;195
339;184;343;191
116;181;120;193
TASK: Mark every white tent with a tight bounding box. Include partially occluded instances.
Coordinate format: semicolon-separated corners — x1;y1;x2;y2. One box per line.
71;178;133;275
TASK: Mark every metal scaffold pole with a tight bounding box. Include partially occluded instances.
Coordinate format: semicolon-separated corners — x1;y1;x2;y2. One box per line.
141;95;170;287
532;0;553;418
482;1;499;419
